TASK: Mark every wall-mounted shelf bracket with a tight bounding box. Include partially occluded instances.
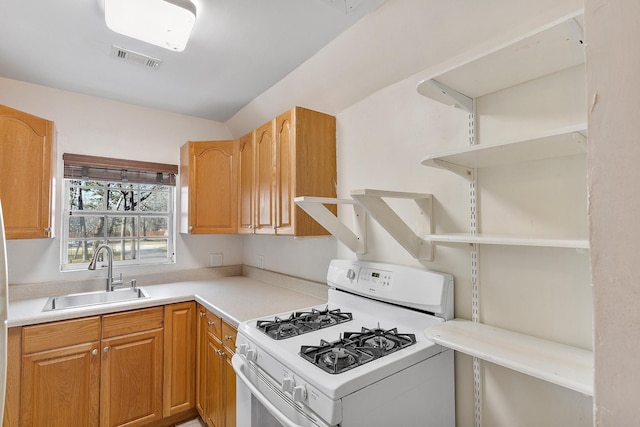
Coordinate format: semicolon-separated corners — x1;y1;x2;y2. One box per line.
294;196;366;254
416;79;474;113
350;189;434;261
431;159;474;179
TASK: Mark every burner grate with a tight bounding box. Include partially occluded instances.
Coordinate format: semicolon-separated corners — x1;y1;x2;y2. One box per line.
300;327;417;374
256;307;352;340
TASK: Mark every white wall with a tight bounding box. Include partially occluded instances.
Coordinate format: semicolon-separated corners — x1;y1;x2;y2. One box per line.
0;77;244;285
586;1;640;425
232;0;592;425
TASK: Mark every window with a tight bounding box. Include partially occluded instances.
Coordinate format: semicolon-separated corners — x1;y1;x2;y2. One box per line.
61;154;178;271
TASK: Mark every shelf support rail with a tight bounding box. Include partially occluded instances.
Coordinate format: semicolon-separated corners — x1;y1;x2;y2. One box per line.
350;189;434;261
294;196;366;254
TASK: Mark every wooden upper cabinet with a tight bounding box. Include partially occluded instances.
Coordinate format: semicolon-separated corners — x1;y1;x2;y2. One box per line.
253;121;276;235
239;107;336;236
238;132;255;235
0;104;56;239
276;107;336;236
180;140;239;234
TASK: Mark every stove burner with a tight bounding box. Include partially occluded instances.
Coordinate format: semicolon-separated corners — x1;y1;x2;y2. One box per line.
363;335;395;351
300;327;417;374
321;347;358;371
275;323;299;339
256;307;352;340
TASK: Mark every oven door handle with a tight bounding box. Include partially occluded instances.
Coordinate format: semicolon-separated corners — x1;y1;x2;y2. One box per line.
232;354;307;427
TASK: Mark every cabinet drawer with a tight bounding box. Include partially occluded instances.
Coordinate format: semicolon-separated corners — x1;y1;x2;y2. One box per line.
221;321;237;352
205;310;222;339
22;316;100;354
102;306;164;338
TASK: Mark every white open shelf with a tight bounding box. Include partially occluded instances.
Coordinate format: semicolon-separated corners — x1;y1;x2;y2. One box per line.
425;233;589;250
416;11;585;104
425;319;593;396
420;124;587;178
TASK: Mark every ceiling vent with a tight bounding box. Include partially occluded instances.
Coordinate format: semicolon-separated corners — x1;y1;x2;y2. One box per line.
318;0;367;14
110;45;162;69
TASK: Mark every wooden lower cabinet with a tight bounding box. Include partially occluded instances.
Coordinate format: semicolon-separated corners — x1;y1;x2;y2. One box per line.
163;302;196;417
20;317;101;427
22;343;101;426
5;304;197;427
196;304;236;427
205;332;224;427
222;345;236;427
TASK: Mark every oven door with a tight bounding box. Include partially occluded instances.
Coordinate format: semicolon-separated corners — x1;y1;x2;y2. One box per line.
232;354;334;427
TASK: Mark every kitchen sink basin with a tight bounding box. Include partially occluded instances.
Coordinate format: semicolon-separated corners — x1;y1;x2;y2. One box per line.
43;287;149;311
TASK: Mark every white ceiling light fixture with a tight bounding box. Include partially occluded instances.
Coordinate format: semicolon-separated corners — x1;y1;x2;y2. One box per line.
105;0;197;52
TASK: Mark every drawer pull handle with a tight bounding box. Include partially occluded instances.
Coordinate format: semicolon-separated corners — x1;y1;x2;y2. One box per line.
208;321;215;326
225;335;233;341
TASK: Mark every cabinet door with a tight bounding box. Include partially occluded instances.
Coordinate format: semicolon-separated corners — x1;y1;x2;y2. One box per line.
205;332;224;427
0;104;55;239
195;306;208;419
274;110;294;235
181;140;239;234
238;132;255;234
21;341;100;427
164;302;196;417
254;120;276;235
222;344;236;427
100;329;163;427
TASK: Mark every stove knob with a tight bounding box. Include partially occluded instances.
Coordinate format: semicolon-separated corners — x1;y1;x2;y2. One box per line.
347;268;356;281
292;385;307;402
246;348;257;362
282;377;294;393
237;343;248;357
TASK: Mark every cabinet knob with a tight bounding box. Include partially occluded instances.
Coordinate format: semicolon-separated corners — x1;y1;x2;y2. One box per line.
103;346;109;353
44;227;52;233
92;349;98;356
188;226;193;231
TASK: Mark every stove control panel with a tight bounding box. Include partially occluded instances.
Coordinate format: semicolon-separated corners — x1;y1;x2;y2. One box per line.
327;259;454;318
358;267;392;288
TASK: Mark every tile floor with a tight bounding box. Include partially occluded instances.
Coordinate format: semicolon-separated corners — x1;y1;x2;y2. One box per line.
174;417;207;427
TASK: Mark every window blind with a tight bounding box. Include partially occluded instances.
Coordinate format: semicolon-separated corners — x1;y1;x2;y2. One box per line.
63;153;178;186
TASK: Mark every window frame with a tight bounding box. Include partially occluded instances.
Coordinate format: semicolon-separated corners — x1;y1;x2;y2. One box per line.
60;154;178;272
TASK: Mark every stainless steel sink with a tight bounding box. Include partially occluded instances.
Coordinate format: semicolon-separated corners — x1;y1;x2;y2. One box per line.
43;287;149;311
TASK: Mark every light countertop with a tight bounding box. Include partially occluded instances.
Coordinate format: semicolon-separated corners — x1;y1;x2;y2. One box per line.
8;275;328;328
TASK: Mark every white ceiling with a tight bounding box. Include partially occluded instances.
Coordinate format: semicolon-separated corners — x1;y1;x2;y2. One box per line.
0;0;384;122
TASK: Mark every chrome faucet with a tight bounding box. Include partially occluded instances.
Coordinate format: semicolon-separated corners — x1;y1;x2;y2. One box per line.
88;244;123;291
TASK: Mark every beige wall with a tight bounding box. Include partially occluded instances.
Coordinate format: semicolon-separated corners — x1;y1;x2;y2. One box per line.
586;1;640;425
0;77;244;285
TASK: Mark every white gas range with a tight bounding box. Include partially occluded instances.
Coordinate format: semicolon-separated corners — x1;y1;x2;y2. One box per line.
232;259;455;427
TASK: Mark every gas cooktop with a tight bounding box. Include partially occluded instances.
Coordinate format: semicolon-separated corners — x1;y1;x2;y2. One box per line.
300;327;417;374
256;307;353;340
